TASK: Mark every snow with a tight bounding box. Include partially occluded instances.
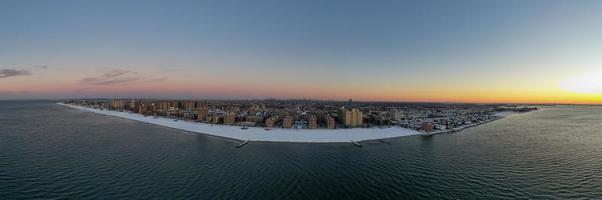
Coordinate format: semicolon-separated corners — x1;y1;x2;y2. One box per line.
58;103;421;143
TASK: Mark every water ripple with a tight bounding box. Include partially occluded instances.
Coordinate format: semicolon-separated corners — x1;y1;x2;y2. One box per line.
1;102;601;199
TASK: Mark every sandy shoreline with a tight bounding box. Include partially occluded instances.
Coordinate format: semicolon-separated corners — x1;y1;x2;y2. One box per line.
59;103;422;143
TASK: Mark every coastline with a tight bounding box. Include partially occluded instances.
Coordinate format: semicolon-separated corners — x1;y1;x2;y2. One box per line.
58;103;422;143
421;115;504;136
421;109;540;136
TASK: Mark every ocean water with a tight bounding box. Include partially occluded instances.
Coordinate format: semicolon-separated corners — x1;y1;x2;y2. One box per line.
0;101;600;199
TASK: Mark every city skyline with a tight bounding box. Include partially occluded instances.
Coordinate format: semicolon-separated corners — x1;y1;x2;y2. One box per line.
66;98;534;137
2;0;602;104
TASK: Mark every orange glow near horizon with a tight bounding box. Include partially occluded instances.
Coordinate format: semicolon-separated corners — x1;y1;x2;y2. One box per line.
2;67;602;104
3;77;602;104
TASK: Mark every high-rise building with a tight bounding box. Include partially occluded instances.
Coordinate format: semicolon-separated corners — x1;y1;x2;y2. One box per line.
111;100;125;110
129;99;136;109
211;115;221;124
197;107;209;121
325;114;336;129
158;101;170;111
351;108;363;127
138;103;147;114
149;103;157;114
308;115;317;129
377;112;388;125
183;100;196;110
282;116;294;128
420;122;434;132
197;101;208;108
223;112;236;125
338;107;362;127
338;108;353;127
390;109;403;121
246;115;261;123
265;117;274;129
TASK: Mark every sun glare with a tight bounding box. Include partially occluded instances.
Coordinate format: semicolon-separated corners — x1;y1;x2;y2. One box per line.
560;71;602;94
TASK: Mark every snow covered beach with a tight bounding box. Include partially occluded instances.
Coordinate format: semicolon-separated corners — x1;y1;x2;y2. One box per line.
59;103;421;143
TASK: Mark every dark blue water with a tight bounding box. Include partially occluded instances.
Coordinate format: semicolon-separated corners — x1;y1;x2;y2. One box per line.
1;101;601;199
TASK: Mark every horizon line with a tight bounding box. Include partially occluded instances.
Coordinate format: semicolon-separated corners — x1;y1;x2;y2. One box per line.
3;97;600;106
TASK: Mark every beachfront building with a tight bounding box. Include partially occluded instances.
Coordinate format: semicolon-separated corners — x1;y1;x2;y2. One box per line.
210;115;221;124
71;98;516;131
283;116;294;128
338;108;353;127
420;122;434;132
325;114;336;129
111;100;126;110
137;103;155;115
308;115;317;129
265;117;275;129
390;109;403;121
197;107;208;121
338;107;363;127
183;100;196;110
224;112;236;125
128;99;137;109
351;108;363;127
158;101;178;113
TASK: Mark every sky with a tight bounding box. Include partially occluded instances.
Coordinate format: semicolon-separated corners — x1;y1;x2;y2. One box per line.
2;0;602;104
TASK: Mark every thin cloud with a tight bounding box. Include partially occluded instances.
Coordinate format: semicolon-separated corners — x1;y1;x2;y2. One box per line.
33;65;48;69
80;77;140;85
104;69;136;78
144;77;167;83
0;69;32;78
80;69;140;85
73;87;93;92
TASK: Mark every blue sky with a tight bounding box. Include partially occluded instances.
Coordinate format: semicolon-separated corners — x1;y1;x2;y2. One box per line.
2;0;602;103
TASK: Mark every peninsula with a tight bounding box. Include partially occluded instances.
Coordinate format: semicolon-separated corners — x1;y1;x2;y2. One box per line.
60;99;537;143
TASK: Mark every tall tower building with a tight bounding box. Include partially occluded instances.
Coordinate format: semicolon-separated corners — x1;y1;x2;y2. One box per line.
197;107;209;121
265;117;274;129
338;108;353;127
129;99;136;109
420;122;434;132
183;100;196;110
308;115;317;129
111;100;125;110
282;116;294;128
137;103;145;114
338;107;362;127
211;116;221;124
223;112;236;125
325;115;336;129
390;109;403;121
351;108;363;127
158;101;169;112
